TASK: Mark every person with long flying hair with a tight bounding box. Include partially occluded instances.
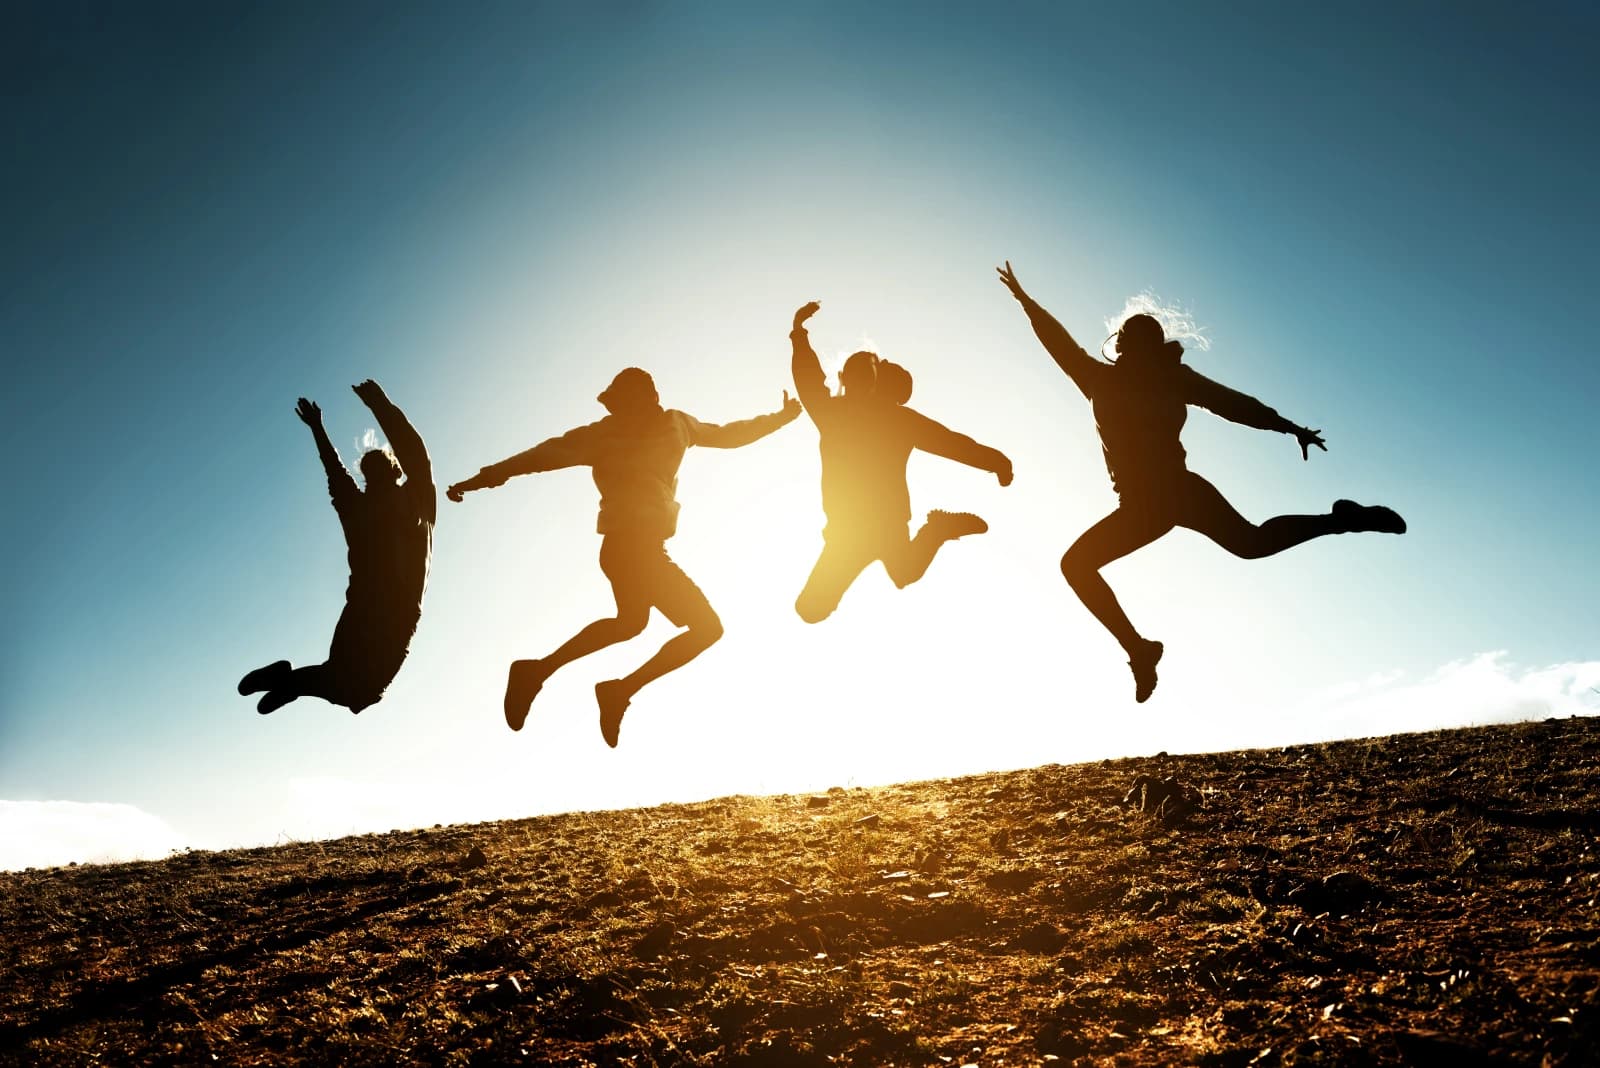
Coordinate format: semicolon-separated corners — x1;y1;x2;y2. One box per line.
239;380;436;715
997;262;1405;702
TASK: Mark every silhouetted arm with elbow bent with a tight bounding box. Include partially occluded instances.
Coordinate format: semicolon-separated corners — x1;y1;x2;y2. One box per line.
446;422;605;502
1182;368;1327;460
789;301;830;420
353;380;435;520
686;393;801;448
905;409;1014;487
296;398;359;509
996;262;1104;401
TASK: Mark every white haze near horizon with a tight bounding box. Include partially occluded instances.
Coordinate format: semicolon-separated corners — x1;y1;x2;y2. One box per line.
6;651;1597;872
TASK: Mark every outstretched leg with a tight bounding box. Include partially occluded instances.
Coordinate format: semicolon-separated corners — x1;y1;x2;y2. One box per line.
504;534;653;731
1060;501;1174;702
504;612;648;731
795;534;877;623
1175;473;1405;559
882;510;988;589
596;543;723;747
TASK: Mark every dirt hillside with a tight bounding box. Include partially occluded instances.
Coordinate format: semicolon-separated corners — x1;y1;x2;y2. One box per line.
4;716;1599;1066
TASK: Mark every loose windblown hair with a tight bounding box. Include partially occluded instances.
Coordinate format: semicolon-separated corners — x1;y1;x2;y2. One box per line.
357;428;394;459
1102;291;1211;359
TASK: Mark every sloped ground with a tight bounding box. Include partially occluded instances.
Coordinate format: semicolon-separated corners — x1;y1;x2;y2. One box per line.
4;717;1600;1066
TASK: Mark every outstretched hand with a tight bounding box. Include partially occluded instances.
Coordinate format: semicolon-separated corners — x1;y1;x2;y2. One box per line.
445;483;467;503
994;454;1015;487
996;261;1029;303
793;301;820;331
1294;426;1327;461
295;398;322;426
352;379;386;404
780;390;801;418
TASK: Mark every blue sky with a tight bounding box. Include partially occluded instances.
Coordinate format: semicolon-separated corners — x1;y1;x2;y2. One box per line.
3;2;1597;868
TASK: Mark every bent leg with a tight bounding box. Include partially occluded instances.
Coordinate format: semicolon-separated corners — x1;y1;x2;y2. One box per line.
1176;472;1338;560
597;548;724;746
504;539;652;731
542;613;649;672
795;536;876;623
1060;503;1173;657
616;549;723;697
882;512;986;589
543;535;655;672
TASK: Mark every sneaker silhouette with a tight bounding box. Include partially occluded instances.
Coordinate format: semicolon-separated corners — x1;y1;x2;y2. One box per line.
1333;499;1407;535
238;660;290;696
596;681;630;748
925;509;989;541
1129;639;1164;703
504;659;549;732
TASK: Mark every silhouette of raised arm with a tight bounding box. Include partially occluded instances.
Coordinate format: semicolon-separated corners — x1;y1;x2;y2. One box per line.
905;409;1014;486
687;393;801;448
997;262;1103;400
789;301;829;418
447;423;604;502
296;398;359;507
353;380;435;517
1182;369;1327;461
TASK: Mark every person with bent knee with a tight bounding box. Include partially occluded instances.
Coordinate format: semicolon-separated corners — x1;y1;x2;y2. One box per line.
447;368;799;747
788;301;1013;624
997;261;1405;703
239;380;436;715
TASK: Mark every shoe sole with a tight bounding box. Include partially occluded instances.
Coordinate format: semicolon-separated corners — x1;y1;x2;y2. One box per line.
1131;641;1164;703
596;682;627;748
504;661;539;732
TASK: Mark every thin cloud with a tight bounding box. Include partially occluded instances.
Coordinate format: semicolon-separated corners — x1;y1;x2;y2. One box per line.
0;800;189;872
1285;651;1600;743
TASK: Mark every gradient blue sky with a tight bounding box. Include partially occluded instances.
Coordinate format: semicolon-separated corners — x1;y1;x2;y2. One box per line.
4;2;1597;868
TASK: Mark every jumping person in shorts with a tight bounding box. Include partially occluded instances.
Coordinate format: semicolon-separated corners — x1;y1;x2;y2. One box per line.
447;368;800;747
789;301;1013;623
239;380;436;715
997;261;1406;702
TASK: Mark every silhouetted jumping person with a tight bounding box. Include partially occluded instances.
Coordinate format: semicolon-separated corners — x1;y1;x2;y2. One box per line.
997;262;1405;702
239;381;436;714
789;301;1013;622
446;369;800;747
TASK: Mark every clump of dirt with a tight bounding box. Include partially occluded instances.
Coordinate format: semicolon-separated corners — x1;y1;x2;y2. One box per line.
4;717;1600;1066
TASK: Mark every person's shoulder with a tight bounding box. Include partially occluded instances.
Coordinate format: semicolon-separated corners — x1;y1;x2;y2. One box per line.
1175;362;1218;390
894;403;945;434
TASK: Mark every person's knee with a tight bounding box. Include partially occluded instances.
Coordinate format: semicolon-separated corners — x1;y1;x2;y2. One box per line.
1222;527;1271;560
795;594;833;624
614;612;649;640
694;613;725;645
885;559;920;589
1060;547;1095;588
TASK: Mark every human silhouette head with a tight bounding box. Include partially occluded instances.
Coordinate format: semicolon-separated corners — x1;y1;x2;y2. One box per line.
598;367;662;419
360;448;402;490
1115;313;1184;366
839;351;879;396
874;361;913;405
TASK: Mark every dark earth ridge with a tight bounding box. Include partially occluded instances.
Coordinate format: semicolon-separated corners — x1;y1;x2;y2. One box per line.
4;717;1599;1066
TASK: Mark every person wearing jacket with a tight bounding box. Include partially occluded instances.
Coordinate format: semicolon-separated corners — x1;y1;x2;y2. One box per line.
997;262;1405;702
239;380;436;715
447;368;799;747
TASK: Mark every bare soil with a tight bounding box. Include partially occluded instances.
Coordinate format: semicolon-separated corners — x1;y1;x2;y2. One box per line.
4;717;1600;1066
